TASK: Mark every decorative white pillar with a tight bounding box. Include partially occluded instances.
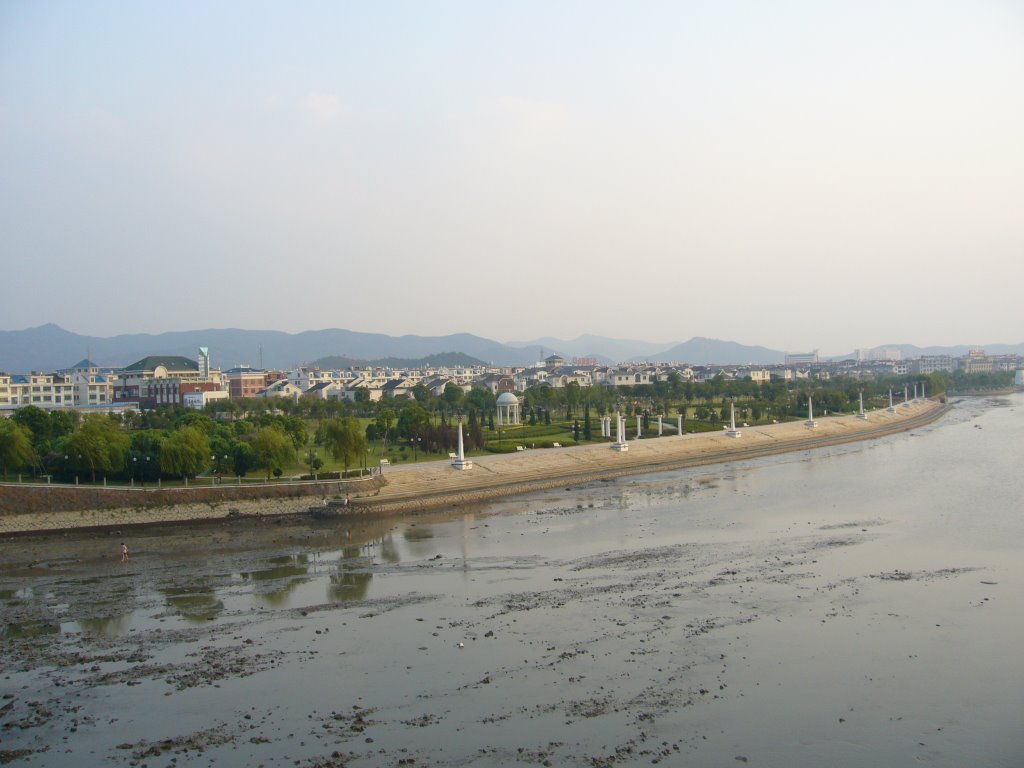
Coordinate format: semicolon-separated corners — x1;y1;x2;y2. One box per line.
888;389;896;412
658;415;663;436
636;415;642;439
805;395;818;428
452;421;473;470
678;414;683;436
612;411;628;451
857;390;868;419
726;401;741;437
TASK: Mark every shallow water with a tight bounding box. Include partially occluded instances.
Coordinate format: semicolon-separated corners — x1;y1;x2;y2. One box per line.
1;394;1022;766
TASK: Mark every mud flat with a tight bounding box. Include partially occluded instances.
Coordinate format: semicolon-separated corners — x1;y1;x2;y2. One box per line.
1;394;1019;767
0;399;947;536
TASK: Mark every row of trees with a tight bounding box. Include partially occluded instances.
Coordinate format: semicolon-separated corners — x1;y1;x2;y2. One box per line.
2;370;1011;483
0;406;368;484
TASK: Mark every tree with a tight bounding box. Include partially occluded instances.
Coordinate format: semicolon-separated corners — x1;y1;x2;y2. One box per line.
232;440;257;478
250;427;296;481
564;381;581;418
64;415;130;482
322;416;367;472
375;408;396;447
465;387;495;417
0;419;35;479
397;403;430;440
411;383;430;403
129;429;164;483
442;382;464;415
160;426;211;479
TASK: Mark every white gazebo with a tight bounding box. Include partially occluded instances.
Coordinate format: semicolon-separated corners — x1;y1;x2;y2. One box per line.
496;391;521;426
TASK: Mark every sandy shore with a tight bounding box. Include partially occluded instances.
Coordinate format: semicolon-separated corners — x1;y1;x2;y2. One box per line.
0;399;947;535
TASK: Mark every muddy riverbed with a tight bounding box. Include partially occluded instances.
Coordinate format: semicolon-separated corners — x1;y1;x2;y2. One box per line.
2;395;1022;767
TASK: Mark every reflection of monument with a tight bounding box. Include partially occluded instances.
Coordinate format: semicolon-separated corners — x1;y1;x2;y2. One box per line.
725;401;741;437
611;411;629;451
496;392;520;425
451;422;473;470
857;391;868;420
805;395;818;428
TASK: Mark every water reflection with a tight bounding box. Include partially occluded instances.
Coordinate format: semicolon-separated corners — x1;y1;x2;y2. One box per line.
161;586;224;623
326;545;375;602
241;554;311;607
328;571;372;602
402;525;441;559
1;620;60;639
379;536;400;564
77;614;132;637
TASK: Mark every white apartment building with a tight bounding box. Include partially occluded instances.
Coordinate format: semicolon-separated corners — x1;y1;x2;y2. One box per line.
0;373;75;408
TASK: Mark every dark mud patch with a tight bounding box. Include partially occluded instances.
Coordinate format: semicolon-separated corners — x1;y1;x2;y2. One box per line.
572;544;698;571
116;723;236;766
819;518;889;530
871;567;979;582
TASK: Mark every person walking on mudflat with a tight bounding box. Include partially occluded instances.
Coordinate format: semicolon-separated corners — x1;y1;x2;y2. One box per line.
121;543;129;562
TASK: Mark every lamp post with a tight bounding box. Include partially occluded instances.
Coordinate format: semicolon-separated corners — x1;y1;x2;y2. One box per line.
132;456;137;488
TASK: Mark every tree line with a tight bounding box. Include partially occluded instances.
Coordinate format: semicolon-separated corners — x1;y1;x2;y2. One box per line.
2;369;1010;483
0;406;368;483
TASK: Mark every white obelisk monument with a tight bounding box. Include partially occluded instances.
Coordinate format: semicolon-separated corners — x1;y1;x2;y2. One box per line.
805;395;818;428
451;421;473;470
725;401;741;437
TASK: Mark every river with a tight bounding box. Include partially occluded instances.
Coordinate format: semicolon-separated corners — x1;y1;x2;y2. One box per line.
1;393;1021;766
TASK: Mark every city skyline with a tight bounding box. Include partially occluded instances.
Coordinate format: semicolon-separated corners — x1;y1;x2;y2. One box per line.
2;2;1022;351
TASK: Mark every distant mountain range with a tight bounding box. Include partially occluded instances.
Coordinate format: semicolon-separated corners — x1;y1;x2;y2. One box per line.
1;324;1021;374
312;352;488;369
0;324;536;372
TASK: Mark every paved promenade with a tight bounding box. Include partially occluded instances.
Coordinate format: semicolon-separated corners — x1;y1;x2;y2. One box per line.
363;399;946;511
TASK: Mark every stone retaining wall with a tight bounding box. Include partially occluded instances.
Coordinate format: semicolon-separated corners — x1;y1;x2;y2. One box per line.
0;476;384;517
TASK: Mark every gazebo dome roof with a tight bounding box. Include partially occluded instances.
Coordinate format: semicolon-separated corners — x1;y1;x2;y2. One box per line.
496;392;519;405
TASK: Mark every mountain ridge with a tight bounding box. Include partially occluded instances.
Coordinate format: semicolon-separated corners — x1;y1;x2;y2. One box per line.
1;324;1021;373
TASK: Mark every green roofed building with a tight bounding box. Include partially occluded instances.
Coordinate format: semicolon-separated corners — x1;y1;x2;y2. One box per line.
115;352;223;408
121;356;200;375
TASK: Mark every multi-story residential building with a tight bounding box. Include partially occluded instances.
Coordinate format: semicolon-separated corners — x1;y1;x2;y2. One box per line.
785;351;819;366
910;356;953;374
959;348;993;374
740;369;771;385
0;373;75;408
224;366;268;399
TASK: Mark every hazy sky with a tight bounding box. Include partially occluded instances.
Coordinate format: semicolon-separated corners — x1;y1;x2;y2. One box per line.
2;1;1022;355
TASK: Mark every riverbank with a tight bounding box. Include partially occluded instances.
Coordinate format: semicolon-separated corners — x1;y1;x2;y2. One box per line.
0;399;948;536
1;394;1017;768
